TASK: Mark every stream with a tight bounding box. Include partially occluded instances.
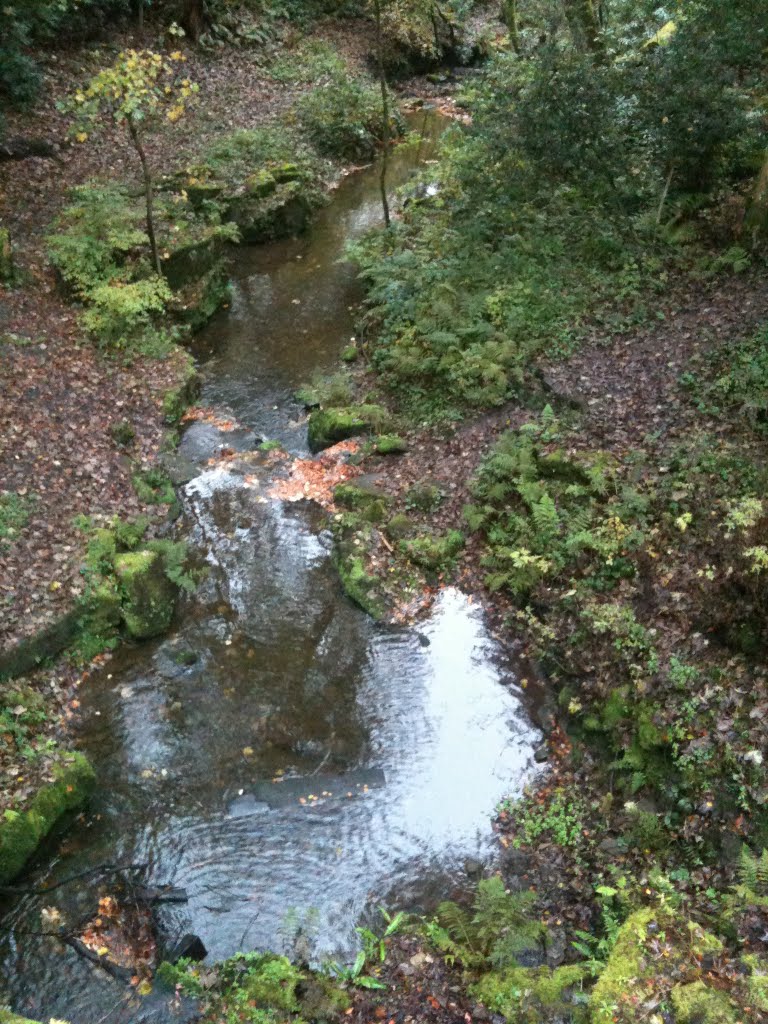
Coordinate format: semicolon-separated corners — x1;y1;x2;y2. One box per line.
0;109;540;1024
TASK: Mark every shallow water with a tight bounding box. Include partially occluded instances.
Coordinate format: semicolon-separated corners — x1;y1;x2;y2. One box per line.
1;111;539;1024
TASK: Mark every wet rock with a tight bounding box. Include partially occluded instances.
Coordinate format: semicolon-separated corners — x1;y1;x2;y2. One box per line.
598;835;624;856
545;926;568;967
166;933;207;963
159;452;199;486
533;742;549;763
179;421;261;465
464;856;485;880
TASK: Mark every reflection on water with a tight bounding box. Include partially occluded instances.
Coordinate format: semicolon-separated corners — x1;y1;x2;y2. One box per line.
0;110;538;1024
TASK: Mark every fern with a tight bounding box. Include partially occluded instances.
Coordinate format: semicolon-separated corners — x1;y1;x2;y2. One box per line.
735;847;768;906
531;494;560;538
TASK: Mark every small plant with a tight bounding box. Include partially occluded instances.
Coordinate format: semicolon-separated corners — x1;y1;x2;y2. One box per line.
65;49;198;275
0;491;36;548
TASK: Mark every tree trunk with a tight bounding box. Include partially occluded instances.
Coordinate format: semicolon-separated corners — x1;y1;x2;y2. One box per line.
181;0;206;43
502;0;521;54
373;0;391;229
564;0;604;56
128;117;162;277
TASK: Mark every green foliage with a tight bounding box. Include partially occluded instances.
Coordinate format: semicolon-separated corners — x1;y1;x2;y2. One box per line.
132;467;176;507
295;66;403;161
465;419;642;598
404;482;443;512
430;876;540;969
400;529;464;571
268;38;347;84
504;788;586;851
48;183;147;299
0;688;49;761
0;491;36;549
82;277;173;351
64;48;197;137
733;847;768;908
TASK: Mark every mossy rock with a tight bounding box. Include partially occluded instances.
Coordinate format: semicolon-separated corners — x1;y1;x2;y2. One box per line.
334;547;386;619
245;170;278;198
225;181;312;244
307;404;388;453
334;483;391;523
114;549;178;640
670;981;737;1023
170;265;231;331
473;964;589;1023
273;163;303;183
375;434;408;455
83;578;123;634
185;181;225;208
0;1011;54;1024
742;954;768;1012
241;954;302;1012
298;973;351;1019
161;229;225;291
0;751;95;884
163;354;201;425
341;344;358;362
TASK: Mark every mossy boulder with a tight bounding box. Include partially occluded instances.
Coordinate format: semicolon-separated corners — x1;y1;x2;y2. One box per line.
473;964;589;1023
226;181;312;244
170;265;231;331
161;230;224;291
114;549;178;640
245;170;277;198
0;751;95;884
163;353;201;425
307;404;388;453
334;548;386;619
670;981;737;1023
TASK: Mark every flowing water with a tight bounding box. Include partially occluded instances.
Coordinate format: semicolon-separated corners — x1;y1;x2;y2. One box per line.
1;110;540;1024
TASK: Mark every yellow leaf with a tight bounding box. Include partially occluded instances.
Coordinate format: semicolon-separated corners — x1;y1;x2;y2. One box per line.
242;746;254;756
137;980;153;996
76;132;88;143
97;946;109;956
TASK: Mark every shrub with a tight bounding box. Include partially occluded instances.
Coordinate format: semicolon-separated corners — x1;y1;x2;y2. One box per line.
296;69;402;161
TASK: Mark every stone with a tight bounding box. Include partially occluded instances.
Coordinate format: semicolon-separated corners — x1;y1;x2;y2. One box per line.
545;926;568;968
533;742;549;763
114;549;178;640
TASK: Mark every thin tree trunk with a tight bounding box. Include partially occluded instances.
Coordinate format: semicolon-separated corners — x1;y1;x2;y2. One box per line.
503;0;521;54
128;116;161;276
373;0;391;228
564;0;604;56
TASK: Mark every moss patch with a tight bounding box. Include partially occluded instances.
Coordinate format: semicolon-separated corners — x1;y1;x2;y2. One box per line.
307;404;388;452
472;964;589;1023
0;751;95;884
670;981;737;1024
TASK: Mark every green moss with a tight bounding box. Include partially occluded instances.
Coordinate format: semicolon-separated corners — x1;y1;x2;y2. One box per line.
307;404;388;453
298;973;352;1019
114;549;178;639
341;344;358;362
335;551;385;619
162;353;200;426
242;955;302;1012
404;482;443;512
171;266;231;331
743;955;768;1011
246;170;278;198
333;484;391;523
0;751;95;884
386;513;413;539
590;907;657;1023
670;981;737;1023
0;1011;52;1024
400;529;464;571
0;227;15;284
473;964;589;1023
375;434;408;455
259;440;283;452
